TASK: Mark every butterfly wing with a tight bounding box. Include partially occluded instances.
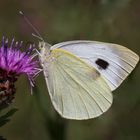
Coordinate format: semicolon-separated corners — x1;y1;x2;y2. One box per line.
51;41;139;91
43;49;112;120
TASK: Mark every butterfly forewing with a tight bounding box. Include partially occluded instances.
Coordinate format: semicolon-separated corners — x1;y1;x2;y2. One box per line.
51;41;139;91
44;49;112;120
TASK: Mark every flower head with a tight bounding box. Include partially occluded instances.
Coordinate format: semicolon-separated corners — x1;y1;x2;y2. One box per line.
0;37;40;107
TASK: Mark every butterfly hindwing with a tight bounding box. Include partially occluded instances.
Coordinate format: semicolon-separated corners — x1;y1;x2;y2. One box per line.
44;49;112;120
51;41;139;91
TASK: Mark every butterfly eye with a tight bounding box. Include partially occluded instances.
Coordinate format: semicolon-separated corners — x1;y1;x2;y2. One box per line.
95;58;109;70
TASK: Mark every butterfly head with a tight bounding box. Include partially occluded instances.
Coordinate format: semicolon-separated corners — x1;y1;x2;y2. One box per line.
39;41;52;64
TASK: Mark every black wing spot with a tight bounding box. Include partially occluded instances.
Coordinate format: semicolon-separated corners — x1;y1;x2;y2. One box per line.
95;58;109;70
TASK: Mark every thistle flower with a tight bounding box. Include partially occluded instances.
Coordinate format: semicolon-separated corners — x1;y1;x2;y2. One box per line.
0;37;40;108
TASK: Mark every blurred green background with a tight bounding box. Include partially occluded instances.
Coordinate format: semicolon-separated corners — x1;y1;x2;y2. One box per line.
0;0;140;140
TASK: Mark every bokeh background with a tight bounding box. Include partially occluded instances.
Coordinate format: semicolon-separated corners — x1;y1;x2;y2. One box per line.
0;0;140;140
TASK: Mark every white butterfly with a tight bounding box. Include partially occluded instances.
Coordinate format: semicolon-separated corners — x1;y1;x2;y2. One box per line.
18;11;139;119
38;40;139;120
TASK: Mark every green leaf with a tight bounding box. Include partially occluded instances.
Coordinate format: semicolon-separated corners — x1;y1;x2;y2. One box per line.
0;108;18;127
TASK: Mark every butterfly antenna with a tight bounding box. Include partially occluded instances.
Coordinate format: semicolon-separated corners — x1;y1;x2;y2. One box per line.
19;11;44;41
32;33;43;41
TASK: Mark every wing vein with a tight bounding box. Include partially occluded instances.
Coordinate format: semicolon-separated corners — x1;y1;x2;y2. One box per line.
56;65;77;118
84;56;130;74
57;62;104;113
57;63;91;116
59;61;112;104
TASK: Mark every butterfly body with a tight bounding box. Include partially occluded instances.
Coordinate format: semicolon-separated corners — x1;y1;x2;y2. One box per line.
39;40;139;120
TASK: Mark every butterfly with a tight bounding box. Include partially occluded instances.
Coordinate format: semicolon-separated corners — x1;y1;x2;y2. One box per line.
19;11;139;119
38;40;139;120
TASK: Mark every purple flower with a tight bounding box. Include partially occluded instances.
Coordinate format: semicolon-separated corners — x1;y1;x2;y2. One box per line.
0;37;40;107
